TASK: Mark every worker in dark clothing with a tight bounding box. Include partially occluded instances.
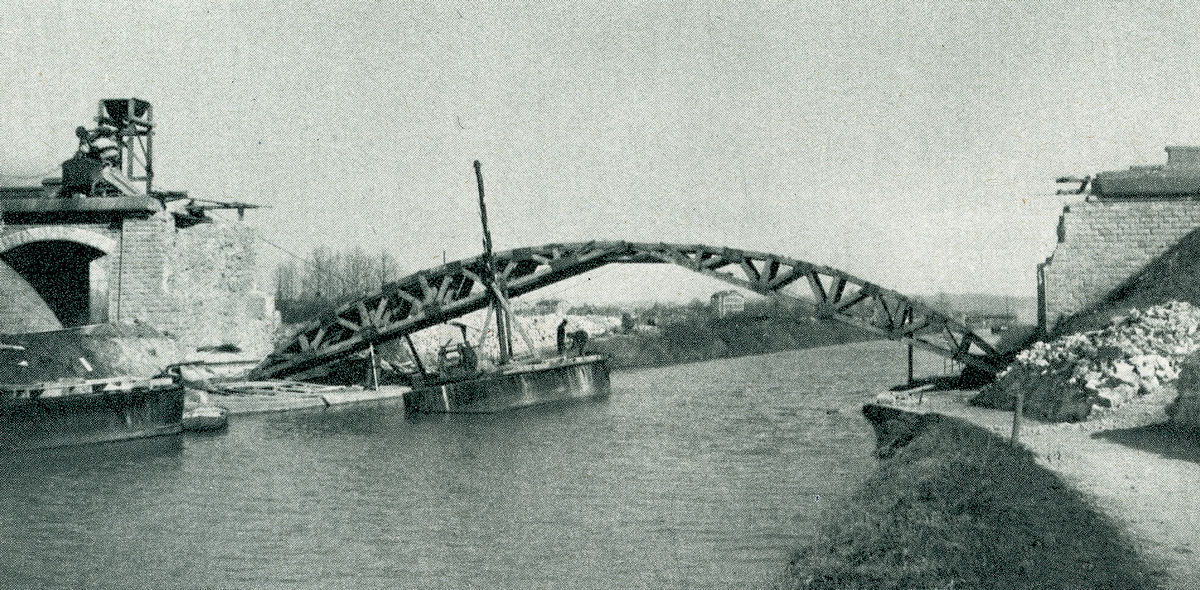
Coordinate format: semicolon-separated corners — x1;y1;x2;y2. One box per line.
62;128;104;198
459;342;478;372
570;330;588;356
556;318;569;355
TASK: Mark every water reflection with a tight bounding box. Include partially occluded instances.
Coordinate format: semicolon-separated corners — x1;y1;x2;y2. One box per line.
1;434;183;476
0;341;907;589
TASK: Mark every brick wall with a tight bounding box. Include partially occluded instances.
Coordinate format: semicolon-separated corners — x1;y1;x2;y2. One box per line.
113;214;277;357
110;215;171;326
1042;199;1200;328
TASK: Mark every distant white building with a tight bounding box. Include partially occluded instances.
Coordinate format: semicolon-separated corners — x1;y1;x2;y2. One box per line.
710;290;745;318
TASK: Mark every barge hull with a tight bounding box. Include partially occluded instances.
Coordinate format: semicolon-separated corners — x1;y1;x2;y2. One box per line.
405;356;610;414
1;384;185;450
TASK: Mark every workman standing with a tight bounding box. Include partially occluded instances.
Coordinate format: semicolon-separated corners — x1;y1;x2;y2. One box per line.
556;318;569;355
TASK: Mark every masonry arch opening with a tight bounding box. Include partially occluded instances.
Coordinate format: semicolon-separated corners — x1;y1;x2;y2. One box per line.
0;240;108;328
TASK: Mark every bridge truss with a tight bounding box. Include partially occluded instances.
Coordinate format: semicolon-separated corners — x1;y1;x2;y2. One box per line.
250;242;1005;381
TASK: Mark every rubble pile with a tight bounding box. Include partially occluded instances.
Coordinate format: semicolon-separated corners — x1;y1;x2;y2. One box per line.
0;323;182;384
1166;349;1200;427
972;301;1200;422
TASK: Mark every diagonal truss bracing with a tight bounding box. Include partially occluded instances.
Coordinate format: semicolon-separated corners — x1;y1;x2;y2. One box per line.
250;242;1004;381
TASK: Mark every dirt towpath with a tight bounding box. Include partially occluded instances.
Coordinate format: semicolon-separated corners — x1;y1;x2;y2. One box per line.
885;390;1200;588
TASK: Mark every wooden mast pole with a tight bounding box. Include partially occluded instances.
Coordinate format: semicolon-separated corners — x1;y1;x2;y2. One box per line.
476;160;511;364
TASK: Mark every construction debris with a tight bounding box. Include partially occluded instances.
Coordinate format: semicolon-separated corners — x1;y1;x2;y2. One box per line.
972;301;1200;422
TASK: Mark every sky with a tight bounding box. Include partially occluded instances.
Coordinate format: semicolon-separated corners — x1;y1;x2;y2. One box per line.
5;1;1200;303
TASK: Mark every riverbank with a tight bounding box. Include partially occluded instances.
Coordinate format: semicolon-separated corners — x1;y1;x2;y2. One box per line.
588;307;873;370
900;389;1200;588
780;390;1200;589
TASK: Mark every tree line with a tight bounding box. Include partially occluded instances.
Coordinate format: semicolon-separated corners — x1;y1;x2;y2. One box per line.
274;246;404;324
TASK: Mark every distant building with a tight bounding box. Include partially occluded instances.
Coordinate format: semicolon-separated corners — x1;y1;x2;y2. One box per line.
710;290;745;318
964;313;1017;333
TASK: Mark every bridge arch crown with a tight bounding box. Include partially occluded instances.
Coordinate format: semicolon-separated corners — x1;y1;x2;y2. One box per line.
253;240;1004;381
0;227;117;256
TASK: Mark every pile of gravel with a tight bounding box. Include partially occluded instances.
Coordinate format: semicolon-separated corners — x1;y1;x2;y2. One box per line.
972;301;1200;422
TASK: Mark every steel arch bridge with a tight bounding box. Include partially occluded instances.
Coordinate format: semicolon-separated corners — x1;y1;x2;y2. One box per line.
250;241;1006;381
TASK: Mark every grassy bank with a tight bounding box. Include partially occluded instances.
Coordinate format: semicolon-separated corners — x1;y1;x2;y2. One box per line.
778;415;1159;590
587;300;874;370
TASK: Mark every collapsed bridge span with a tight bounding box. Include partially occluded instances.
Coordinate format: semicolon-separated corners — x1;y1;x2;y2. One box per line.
251;242;1005;381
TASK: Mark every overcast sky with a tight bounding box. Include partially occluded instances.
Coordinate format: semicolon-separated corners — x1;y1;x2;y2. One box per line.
4;1;1200;302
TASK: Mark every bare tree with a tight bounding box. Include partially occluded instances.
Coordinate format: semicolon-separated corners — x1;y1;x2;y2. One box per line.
274;245;407;323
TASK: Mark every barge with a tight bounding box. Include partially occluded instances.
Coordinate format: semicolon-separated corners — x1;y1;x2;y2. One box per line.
1;375;184;450
402;161;611;413
404;354;609;414
0;324;185;451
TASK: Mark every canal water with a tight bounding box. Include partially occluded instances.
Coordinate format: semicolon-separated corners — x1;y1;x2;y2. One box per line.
1;340;930;589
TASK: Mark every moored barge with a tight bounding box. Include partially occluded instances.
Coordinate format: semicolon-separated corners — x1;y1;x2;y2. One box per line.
402;161;611;414
0;324;185;451
1;375;184;450
404;354;609;414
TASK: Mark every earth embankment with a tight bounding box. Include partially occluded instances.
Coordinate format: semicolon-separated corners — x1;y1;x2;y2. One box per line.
777;403;1162;590
0;323;181;382
589;312;872;370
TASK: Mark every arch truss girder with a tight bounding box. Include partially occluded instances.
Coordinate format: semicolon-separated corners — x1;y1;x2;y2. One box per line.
251;242;1003;381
